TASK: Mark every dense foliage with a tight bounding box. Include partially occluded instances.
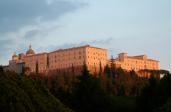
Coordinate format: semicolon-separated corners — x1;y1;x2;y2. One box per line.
1;65;171;112
30;64;146;112
137;73;171;112
0;70;73;112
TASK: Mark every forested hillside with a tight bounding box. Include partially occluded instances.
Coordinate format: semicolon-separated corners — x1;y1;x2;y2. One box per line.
0;69;73;112
0;65;171;112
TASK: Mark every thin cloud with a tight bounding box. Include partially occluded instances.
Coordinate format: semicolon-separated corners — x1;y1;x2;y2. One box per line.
0;0;86;65
0;0;84;33
41;37;114;52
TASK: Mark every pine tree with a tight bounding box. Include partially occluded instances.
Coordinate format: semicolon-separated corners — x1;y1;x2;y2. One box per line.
36;61;39;74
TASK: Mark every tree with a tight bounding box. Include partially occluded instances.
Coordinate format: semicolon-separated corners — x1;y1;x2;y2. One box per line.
0;66;4;72
157;97;171;112
110;60;117;78
98;61;102;76
0;71;73;112
71;64;108;112
36;61;39;74
104;64;111;77
118;85;126;96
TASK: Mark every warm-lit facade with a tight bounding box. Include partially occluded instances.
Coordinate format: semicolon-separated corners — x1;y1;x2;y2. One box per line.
23;53;48;73
9;45;108;74
8;46;160;77
48;45;108;73
9;45;48;74
110;53;159;77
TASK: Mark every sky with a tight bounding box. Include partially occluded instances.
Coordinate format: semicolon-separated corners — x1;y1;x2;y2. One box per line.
0;0;171;70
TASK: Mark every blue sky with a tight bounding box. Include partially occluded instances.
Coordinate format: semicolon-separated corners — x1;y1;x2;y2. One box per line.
0;0;171;70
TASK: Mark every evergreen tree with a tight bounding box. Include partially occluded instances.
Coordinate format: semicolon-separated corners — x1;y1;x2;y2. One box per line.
0;71;73;112
118;85;126;96
71;64;107;112
104;64;111;77
110;61;117;78
0;66;4;72
36;61;39;74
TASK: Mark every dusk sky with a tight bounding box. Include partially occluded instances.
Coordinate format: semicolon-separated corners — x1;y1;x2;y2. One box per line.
0;0;171;70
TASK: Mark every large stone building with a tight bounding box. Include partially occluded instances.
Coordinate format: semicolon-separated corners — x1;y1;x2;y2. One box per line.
8;45;160;77
9;45;108;74
110;53;159;77
23;53;48;73
49;45;108;73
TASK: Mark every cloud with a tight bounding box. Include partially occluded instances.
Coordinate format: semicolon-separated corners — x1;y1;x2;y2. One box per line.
38;37;114;52
0;0;84;34
0;0;86;65
24;29;40;40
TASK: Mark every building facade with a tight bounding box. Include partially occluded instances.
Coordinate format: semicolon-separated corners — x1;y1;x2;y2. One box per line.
49;45;107;72
4;62;25;74
23;53;48;73
8;46;160;77
9;45;108;75
110;53;159;77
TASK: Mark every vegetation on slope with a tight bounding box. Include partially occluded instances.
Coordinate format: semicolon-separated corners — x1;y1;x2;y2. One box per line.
0;70;73;112
1;64;171;112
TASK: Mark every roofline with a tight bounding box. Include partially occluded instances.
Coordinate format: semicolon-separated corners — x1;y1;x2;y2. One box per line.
133;55;147;57
88;45;107;51
50;45;107;53
117;52;159;62
147;59;160;62
25;52;48;57
118;52;128;55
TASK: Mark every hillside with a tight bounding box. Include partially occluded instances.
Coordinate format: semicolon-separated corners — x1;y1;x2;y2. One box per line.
0;71;73;112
